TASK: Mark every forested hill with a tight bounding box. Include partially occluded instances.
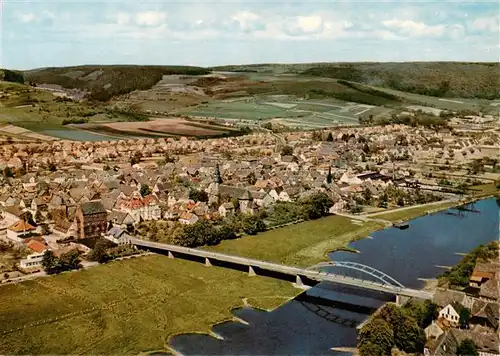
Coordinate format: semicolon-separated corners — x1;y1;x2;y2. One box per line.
300;62;499;99
23;65;210;101
0;69;25;84
213;62;499;99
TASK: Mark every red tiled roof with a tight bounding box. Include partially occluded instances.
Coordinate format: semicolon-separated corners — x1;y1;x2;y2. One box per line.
8;220;36;233
472;271;494;279
26;240;47;253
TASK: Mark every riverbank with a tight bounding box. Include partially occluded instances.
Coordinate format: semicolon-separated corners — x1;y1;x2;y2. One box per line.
367;200;459;223
0;255;301;354
366;189;498;223
204;215;385;267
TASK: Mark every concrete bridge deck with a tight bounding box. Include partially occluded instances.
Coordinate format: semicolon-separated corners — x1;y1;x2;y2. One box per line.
130;238;434;300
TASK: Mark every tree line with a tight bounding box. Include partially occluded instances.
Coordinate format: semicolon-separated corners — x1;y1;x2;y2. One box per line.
1;69;25;84
140;192;334;248
439;240;499;288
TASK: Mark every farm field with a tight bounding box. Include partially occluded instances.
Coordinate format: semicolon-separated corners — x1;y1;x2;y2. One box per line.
0;255;300;355
4;64;496;141
179;96;370;129
204;215;385;267
74;118;243;139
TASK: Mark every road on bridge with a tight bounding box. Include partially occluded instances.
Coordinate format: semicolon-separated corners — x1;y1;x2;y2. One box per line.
130;238;433;300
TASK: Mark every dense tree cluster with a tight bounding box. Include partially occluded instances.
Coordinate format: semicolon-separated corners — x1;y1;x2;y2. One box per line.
61;118;89;125
439;240;499;288
140;183;152;197
457;339;479;356
309;88;396;107
281;145;294;156
41;249;81;274
172;220;236;247
358;303;426;356
265;192;333;226
189;189;209;203
0;69;25;84
87;240;115;263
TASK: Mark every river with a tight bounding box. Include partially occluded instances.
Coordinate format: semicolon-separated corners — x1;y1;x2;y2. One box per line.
170;198;499;355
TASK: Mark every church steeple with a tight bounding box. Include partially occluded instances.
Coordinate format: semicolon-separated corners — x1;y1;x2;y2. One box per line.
214;163;222;184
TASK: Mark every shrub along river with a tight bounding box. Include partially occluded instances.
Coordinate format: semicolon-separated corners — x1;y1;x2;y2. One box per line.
170;198;499;355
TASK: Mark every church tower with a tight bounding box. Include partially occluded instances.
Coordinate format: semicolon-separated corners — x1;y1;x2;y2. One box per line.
214;163;222;184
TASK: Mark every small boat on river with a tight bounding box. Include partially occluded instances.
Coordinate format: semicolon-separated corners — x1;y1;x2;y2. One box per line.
393;221;409;229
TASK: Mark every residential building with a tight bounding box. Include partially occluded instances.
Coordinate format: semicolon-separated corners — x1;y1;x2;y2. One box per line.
116;193;161;223
19;240;48;269
179;212;199;225
75;201;108;239
439;303;461;326
6;220;36;242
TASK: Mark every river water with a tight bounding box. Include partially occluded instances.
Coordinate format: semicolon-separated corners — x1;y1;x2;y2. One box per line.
170;198;499;355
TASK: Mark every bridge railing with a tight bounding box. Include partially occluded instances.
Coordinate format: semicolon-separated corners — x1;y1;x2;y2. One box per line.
131;238;432;299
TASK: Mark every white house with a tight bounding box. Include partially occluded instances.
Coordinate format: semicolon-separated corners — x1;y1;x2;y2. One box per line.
20;252;45;269
218;202;235;218
104;226;132;245
329;199;347;213
179;212;199;225
268;189;280;201
7;220;37;242
19;240;48;269
278;191;291;202
439;303;461;326
339;172;363;185
252;191;275;208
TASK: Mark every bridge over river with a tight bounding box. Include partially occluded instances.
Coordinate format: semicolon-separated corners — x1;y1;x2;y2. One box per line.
130;238;433;302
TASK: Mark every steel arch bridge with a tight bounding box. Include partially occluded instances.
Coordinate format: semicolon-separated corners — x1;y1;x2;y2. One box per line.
306;261;405;288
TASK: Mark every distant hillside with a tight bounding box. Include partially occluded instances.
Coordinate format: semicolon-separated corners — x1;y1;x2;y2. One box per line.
213;62;499;99
0;69;25;84
300;62;499;99
24;65;210;101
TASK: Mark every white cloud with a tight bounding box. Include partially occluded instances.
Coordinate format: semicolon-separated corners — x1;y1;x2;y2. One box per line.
231;11;264;32
382;18;445;37
19;13;35;23
41;10;55;20
296;15;323;33
135;11;167;27
284;15;325;36
470;16;499;32
116;13;131;25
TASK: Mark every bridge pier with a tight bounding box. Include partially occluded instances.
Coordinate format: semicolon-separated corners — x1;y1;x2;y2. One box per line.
131;238;431;299
396;294;410;306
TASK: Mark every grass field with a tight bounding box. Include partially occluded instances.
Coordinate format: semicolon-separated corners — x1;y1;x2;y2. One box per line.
0;255;300;355
469;183;500;196
205;215;384;267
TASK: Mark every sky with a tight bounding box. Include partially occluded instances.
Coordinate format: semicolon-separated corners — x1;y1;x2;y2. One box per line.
1;0;499;69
